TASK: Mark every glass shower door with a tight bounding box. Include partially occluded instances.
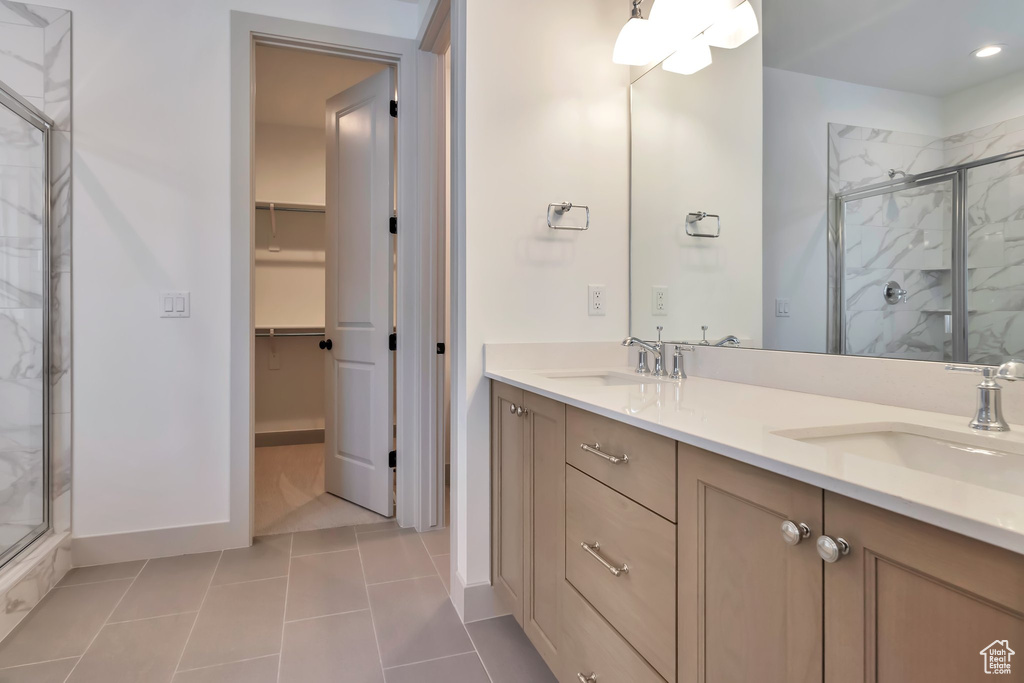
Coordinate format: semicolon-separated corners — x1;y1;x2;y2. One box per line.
0;88;49;567
837;176;956;361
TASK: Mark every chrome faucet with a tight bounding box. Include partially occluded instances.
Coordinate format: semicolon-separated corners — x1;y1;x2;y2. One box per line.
622;326;666;377
946;359;1024;431
697;325;740;347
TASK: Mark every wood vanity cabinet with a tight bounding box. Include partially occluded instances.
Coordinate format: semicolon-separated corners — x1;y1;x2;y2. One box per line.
489;383;565;671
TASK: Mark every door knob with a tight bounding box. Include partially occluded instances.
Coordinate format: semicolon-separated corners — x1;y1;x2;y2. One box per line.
509;403;517;415
319;339;333;350
780;520;811;546
816;535;851;563
516;406;527;417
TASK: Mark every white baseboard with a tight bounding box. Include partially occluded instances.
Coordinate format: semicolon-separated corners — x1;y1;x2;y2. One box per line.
450;569;511;624
72;521;247;567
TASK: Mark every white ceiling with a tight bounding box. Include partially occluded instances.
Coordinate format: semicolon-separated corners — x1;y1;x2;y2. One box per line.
254;45;388;129
763;0;1024;97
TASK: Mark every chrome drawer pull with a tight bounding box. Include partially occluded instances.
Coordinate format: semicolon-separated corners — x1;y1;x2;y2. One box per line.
580;442;629;465
577;674;598;683
581;541;629;577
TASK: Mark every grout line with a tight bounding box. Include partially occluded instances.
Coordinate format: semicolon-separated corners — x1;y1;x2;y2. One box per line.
353;525;401;537
210;574;290;588
355;536;388;681
105;609;199;626
60;558;150;683
0;655;80;673
172;551;224;675
276;533;294;683
462;624;496;683
381;649;478;671
430;554;450;595
53;574;145;590
289;546;359;559
364;572;440;587
283;607;369;625
174;653;279;675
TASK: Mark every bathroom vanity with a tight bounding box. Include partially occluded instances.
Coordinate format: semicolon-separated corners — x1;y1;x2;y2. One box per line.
488;365;1024;683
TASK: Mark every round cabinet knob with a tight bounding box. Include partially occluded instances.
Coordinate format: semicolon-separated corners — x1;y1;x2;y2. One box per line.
576;674;598;683
516;406;527;417
509;403;517;415
816;535;851;563
780;520;811;546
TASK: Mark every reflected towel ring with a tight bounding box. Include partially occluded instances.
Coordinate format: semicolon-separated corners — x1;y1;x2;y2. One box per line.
685;211;721;238
547;201;590;231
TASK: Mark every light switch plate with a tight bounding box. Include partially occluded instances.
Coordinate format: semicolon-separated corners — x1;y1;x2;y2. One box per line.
652;286;668;316
160;291;190;318
775;298;790;318
588;284;606;316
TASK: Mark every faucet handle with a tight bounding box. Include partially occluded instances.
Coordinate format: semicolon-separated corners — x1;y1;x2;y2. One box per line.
997;359;1024;382
656;325;663;345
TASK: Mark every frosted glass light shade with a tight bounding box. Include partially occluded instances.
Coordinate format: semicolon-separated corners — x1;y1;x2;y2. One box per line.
704;0;759;49
613;17;658;65
662;38;712;75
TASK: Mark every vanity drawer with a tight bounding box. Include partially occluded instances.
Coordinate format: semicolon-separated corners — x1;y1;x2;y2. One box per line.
565;465;676;682
560;580;666;683
566;406;676;521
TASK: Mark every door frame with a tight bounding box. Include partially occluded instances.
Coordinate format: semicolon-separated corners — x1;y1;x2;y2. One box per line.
230;11;443;544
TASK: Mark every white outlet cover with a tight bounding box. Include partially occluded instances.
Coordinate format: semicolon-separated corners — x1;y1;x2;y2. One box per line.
588;284;606;316
652;286;668;316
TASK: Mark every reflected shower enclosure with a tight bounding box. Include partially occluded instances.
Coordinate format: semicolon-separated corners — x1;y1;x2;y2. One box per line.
0;85;51;568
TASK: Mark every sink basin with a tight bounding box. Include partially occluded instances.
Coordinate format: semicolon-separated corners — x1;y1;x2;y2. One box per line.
539;370;647;387
774;423;1024;495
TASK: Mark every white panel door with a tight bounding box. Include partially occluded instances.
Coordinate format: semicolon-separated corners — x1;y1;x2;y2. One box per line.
324;69;394;516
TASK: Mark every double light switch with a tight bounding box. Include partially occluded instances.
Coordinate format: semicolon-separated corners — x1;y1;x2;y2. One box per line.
160;291;190;318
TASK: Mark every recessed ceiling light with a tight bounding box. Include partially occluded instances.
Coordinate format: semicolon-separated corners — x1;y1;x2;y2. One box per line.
973;45;1003;58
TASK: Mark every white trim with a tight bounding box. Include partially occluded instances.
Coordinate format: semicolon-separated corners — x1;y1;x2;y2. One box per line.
230;12;433;543
71;522;238;566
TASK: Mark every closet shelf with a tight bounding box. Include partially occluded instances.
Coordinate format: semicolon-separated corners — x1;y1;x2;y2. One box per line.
255;325;325;338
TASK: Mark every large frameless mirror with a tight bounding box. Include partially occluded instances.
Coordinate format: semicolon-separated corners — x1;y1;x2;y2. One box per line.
0;84;50;568
629;0;1024;364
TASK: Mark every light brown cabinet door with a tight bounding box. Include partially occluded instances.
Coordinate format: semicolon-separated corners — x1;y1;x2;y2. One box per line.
678;444;823;683
491;382;525;624
523;392;565;672
824;493;1024;683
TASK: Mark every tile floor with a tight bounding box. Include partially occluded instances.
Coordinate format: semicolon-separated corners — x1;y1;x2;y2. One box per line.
0;523;556;683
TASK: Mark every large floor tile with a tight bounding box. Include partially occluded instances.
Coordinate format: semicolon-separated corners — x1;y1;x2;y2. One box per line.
358;529;436;584
291;526;356;557
279;610;382;683
212;535;290;585
0;658;78;683
419;529;450;557
57;561;146;587
384;652;489;683
171;655;279;683
467;615;557;683
368;576;473;668
177;577;286;670
66;612;195;683
0;579;133;668
110;552;220;622
353;521;397;535
285;550;366;621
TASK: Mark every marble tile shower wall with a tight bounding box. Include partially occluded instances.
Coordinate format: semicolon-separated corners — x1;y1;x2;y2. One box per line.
830;115;1024;363
0;0;72;644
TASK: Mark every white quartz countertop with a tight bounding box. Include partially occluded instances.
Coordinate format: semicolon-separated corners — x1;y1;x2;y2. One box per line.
485;366;1024;555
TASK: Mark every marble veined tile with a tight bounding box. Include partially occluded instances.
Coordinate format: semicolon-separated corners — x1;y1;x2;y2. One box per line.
860;226;923;270
1003;221;1024;266
0;110;44;168
967;223;1006;269
0;446;44;526
0;22;43;98
0;166;45;239
845;267;896;312
969;312;1024;365
0;307;42;381
975;128;1024;161
885;311;947;360
845;310;885;356
830;123;863;141
0;237;44;309
834;137;905;191
969;266;1024;312
42;11;70;130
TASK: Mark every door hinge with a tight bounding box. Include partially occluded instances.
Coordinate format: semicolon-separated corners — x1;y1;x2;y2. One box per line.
436;342;446;355
390;100;398;118
388;450;396;468
389;216;398;234
389;333;397;351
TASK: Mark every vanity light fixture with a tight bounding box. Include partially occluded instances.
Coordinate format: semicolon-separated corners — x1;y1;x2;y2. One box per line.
702;0;759;49
662;37;713;75
613;0;658;66
972;44;1003;58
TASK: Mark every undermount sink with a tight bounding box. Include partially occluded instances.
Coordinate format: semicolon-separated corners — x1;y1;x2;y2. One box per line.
539;370;648;387
774;423;1024;495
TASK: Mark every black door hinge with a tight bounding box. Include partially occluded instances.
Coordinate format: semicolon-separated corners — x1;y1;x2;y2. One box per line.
390;100;398;118
436;342;446;355
389;333;397;351
389;216;397;234
388;450;397;468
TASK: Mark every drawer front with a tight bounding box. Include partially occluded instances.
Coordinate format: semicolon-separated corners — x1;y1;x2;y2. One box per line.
566;406;676;521
565;466;676;681
560;581;666;683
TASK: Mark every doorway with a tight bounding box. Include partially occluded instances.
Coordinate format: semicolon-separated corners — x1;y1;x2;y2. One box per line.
251;44;396;535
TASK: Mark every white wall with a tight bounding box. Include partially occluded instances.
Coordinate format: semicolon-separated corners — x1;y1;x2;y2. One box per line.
457;0;630;591
630;14;764;347
943;69;1024;137
58;0;417;539
762;67;944;353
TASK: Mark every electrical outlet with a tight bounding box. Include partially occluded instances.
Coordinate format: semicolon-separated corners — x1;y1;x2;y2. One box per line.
775;298;791;318
652;286;668;316
588;284;606;316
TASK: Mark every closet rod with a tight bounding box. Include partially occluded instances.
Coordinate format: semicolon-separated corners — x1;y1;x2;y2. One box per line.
254;331;324;338
255;203;326;214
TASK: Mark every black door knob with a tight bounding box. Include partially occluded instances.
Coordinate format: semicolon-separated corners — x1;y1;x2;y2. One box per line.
319;340;326;349
322;339;333;350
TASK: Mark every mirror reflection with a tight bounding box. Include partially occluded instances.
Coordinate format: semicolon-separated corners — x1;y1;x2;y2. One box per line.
630;0;1024;364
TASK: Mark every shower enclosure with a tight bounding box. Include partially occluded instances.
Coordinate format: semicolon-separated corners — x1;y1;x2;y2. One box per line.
0;83;51;568
830;147;1024;365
